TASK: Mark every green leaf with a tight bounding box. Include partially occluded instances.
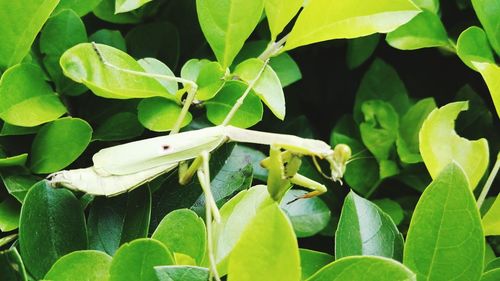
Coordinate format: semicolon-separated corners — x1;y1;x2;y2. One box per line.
457;27;495;71
0;123;40;136
205;81;263;128
283;0;420;51
471;0;500;56
0;0;59;70
403;163;484;281
373;198;404;225
485;258;500;271
346;34;380;69
126;22;180;68
109;238;175;281
396;97;437;164
196;0;265;68
419;101;489;189
299;249;334;281
0;154;28;168
0;234;17;248
482;192;500;236
155;265;209;281
280;189;331;238
181;59;210;82
454;85;494;140
54;0;102;16
60;43;171;99
233;41;302;87
481;269;500;281
152;209;206;265
40;10;87;57
138;98;191;132
335;191;403;261
386;10;449;50
0;197;20;232
0;64;66;127
307;256;416;281
0;248;28;281
87;187;151;255
413;0;440;14
30;117;92;174
1;174;40;202
116;0;152;13
19;181;87;279
40;9;88;96
472;62;500;119
264;0;302;40
213;185;274;275
89;29;127;52
227;202;301;281
234;58;285;120
138;58;178;95
196;61;226;101
359;100;399;161
44;250;112;281
353;59;410;123
93;0;142;24
93;112;144;141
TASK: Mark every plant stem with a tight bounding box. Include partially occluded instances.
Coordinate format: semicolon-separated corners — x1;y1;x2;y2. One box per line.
477;152;500;209
221;59;269;126
258;34;289;61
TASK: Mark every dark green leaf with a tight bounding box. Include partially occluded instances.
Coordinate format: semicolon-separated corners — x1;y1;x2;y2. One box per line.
353;59;410;123
299;249;334;281
87;187;151;255
336;191;403;261
360;100;399;161
1;174;40;202
396;97;436;164
126;22;180;68
89;29;127;51
30;117;92;174
481;269;500;281
92;112;144;141
0;248;27;281
19;181;87;279
346;34;380;69
403;163;484;281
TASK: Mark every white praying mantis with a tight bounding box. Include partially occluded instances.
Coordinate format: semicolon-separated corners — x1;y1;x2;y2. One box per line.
48;43;351;280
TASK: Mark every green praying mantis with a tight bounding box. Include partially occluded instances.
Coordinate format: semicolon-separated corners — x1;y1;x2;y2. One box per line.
47;42;352;280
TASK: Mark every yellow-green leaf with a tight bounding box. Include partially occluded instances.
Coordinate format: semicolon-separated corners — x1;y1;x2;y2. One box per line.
473;62;500;119
283;0;420;51
265;0;303;41
419;101;489;189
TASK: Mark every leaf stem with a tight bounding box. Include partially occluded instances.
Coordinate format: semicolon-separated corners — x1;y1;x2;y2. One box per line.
221;59;269;126
477;152;500;209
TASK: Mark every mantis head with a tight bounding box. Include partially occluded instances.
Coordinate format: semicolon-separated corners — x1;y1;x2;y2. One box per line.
324;144;351;184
